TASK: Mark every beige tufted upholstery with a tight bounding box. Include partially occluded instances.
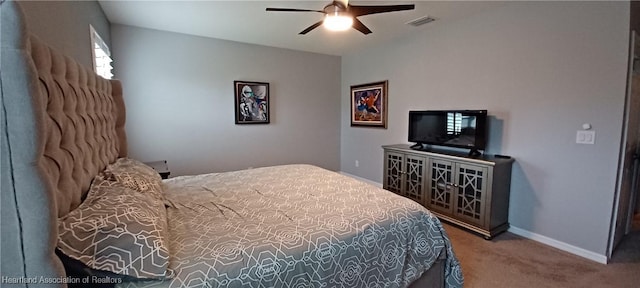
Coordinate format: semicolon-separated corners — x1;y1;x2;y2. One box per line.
1;1;127;285
29;36;127;217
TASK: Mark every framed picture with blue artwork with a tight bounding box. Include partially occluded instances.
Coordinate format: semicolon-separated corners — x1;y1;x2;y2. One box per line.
350;80;388;128
234;81;270;124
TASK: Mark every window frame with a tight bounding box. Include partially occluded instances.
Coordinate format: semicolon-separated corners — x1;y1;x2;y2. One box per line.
89;24;113;79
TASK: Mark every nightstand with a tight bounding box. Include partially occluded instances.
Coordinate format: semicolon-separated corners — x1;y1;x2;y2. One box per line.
145;160;171;179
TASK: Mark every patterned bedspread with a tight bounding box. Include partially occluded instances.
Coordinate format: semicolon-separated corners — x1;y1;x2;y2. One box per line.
120;164;463;288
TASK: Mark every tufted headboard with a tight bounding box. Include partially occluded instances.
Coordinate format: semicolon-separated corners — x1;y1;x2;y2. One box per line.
1;1;127;285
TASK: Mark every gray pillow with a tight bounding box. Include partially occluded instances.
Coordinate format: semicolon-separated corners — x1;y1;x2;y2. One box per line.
57;175;171;279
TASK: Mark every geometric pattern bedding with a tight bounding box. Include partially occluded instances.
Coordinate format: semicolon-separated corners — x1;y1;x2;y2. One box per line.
118;164;463;288
103;158;166;201
57;172;171;279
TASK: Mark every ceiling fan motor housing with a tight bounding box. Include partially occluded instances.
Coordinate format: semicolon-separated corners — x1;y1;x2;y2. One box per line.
324;2;349;16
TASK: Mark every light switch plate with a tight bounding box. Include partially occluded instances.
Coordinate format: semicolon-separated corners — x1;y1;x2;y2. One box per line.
576;130;595;144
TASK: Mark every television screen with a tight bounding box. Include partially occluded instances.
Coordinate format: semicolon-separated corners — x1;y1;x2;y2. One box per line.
408;110;487;151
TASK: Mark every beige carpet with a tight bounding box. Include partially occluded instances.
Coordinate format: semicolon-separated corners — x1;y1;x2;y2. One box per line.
444;214;640;288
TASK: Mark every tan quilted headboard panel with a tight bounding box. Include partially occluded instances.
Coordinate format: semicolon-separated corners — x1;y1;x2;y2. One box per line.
29;36;127;217
2;1;127;283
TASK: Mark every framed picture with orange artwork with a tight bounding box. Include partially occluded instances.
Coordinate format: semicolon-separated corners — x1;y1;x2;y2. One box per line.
350;80;388;128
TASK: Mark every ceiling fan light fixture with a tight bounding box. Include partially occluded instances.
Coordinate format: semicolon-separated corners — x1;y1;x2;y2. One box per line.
323;13;353;31
266;1;415;35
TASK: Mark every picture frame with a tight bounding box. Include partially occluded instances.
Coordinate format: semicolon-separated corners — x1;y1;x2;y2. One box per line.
234;81;270;124
350;80;388;128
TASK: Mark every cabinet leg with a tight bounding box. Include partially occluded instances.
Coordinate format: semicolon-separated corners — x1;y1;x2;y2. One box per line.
483;235;493;241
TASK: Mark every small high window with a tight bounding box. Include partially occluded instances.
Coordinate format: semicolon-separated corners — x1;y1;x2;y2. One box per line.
90;25;113;79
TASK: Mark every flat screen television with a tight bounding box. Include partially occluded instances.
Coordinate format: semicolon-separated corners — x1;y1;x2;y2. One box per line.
408;110;488;155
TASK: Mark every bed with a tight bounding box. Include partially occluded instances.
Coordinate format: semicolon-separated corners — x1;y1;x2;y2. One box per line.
0;1;463;287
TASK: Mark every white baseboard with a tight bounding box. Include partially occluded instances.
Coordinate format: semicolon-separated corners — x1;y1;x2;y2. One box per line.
339;171;383;188
508;226;608;264
338;171;609;264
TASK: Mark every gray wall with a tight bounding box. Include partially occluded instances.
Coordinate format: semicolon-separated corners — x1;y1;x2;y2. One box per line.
340;1;629;256
110;25;341;176
18;0;110;69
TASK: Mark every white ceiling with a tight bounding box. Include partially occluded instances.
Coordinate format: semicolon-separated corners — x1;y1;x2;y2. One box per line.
99;1;505;56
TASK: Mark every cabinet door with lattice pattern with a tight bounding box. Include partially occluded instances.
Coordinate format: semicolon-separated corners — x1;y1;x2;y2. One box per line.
427;158;455;215
453;163;488;227
403;155;426;204
384;151;405;196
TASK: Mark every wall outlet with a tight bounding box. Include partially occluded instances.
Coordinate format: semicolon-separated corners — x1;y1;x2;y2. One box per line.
576;130;595;144
355;160;359;167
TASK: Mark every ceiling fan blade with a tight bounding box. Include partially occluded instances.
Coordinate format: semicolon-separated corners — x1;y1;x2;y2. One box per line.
266;8;324;13
299;21;324;35
352;18;372;35
349;4;415;17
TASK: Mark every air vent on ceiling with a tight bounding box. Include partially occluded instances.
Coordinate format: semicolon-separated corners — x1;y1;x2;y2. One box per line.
406;15;436;27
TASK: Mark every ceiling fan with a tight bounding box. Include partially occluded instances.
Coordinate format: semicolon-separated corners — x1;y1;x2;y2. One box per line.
266;0;415;35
